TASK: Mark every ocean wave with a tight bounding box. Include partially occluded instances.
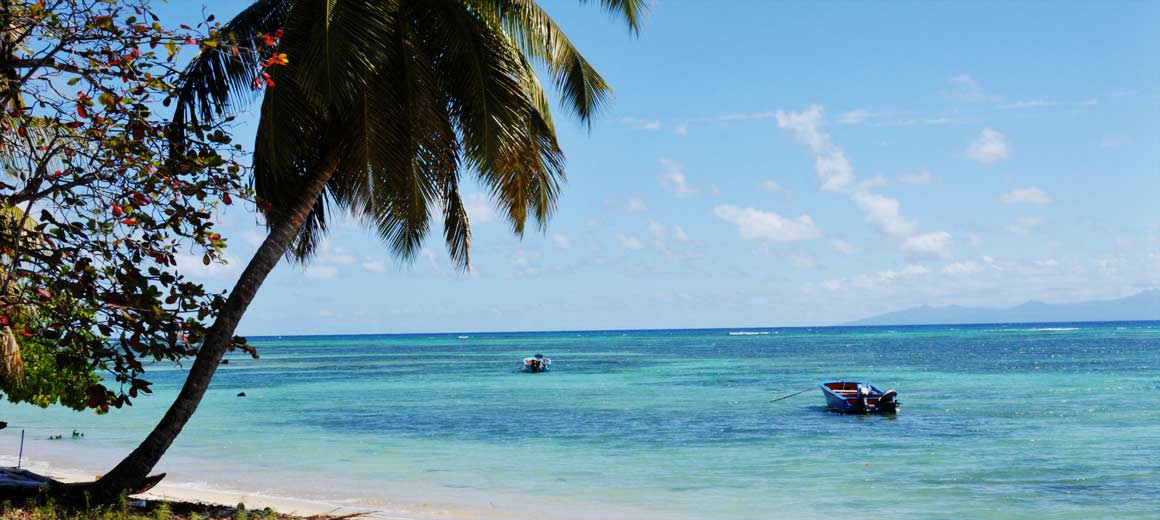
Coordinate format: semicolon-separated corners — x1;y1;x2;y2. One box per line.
1027;327;1079;331
728;331;770;336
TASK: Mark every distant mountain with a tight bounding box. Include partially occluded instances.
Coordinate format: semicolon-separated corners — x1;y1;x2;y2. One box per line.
846;290;1160;326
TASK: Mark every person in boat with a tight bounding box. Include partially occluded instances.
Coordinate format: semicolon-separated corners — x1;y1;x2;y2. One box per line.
523;353;549;372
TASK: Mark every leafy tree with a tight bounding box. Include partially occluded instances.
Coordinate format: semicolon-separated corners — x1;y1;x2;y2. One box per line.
0;0;276;413
90;0;646;501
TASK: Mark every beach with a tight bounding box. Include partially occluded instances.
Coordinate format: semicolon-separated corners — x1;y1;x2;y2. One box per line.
3;324;1159;519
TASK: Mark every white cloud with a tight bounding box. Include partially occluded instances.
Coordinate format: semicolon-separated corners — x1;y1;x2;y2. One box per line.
361;259;386;272
624;197;648;213
325;247;357;265
877;117;964;127
776;105;828;152
673;226;688;241
1000;186;1052;205
776;105;957;261
242;229;265;249
902;264;931;275
967;232;985;247
820;279;845;292
852;191;918;238
511;249;542;275
659;159;697;198
943;260;984;275
1034;259;1059;268
552;234;571;249
947;74;996;101
304;264;338;280
621;117;661;131
463;193;497;224
713;205;822;242
858;175;888;190
759;180;783;192
706;110;779;122
838;109;876;125
617;234;644;250
1095;257;1119;276
999;99;1058;109
814;151;855;192
790;253;816;269
831;239;859;255
1009;216;1043;234
647;218;666;237
775;106;858;194
174;252;240;280
966;128;1010;164
897;170;933;185
674;124;688;135
824;264;931;292
903;232;954;259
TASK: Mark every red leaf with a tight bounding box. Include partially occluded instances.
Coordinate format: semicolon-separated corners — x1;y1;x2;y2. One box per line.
36;288;52;298
120;217;139;225
112;204;125;217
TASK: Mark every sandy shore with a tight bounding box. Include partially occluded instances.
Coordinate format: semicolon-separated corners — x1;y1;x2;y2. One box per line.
0;452;676;520
1;458;378;518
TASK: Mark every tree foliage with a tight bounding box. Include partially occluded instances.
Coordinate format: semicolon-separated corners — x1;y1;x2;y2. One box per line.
0;0;278;412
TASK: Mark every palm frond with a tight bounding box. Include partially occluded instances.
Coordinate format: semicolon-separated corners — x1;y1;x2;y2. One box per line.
0;327;24;384
173;0;294;127
580;0;648;34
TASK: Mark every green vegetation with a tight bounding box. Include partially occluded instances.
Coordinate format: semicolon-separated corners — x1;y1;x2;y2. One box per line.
2;0;264;413
0;499;332;520
0;337;100;410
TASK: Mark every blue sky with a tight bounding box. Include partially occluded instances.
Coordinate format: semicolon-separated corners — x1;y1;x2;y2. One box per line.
167;1;1160;334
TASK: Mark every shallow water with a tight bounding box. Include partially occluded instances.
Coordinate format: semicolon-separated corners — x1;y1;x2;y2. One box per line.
3;323;1160;519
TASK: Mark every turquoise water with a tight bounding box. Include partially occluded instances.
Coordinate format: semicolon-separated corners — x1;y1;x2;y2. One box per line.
3;323;1160;519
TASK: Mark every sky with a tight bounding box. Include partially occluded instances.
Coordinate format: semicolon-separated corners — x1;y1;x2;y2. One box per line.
163;1;1160;335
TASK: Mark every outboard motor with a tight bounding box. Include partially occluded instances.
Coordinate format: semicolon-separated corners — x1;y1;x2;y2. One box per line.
856;384;871;413
878;389;900;413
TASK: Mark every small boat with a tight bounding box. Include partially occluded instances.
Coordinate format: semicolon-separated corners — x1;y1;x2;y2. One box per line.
820;380;899;414
521;354;551;373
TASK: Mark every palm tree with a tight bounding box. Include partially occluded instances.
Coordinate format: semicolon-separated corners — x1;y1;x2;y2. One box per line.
87;0;645;500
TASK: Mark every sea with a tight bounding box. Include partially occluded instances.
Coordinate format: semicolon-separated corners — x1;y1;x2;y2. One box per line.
2;322;1159;519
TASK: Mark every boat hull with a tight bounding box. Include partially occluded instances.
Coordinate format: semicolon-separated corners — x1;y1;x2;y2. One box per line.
819;380;899;414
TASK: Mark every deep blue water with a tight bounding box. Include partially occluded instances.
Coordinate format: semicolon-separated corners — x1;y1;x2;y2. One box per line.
3;322;1159;519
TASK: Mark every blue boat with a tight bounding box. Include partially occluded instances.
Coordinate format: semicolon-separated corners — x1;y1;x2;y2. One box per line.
820;380;899;414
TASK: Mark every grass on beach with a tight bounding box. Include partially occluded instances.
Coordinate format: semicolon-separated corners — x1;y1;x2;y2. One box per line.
0;498;362;520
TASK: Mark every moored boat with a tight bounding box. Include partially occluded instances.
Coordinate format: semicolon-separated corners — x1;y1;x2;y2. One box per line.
819;380;899;414
521;353;552;373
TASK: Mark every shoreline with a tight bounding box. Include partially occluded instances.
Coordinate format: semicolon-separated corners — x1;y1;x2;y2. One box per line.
2;457;379;519
0;450;682;520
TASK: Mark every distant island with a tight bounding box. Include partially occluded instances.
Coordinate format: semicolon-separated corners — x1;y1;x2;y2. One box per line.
846;289;1160;326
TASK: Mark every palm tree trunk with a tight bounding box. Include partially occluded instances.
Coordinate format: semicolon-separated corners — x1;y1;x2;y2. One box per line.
85;152;341;502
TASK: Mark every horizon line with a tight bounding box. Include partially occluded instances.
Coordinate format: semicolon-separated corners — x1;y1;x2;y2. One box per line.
240;318;1160;340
